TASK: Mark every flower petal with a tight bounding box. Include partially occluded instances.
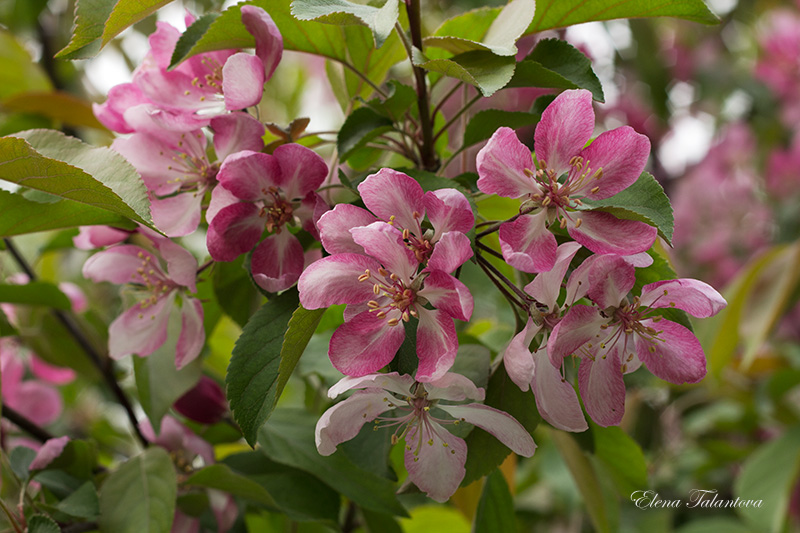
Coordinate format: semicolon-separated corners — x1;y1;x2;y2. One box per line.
222;52;266;110
241;5;284;81
206;183;240;225
535;89;594;175
150;192;203;238
578;348;626;427
498;211;557;273
29;436;70;470
315;389;396;456
93;83;149;133
547;304;611;365
476;127;538;198
502;317;540;391
175;296;205;370
250;232;305;293
418;270;473;321
358;168;425;231
206;202;263;262
636;319;707;384
72;226;129;250
404;422;467;502
298;253;382;309
329;311;405;376
327;372;415;399
415;307;458;382
639;279;727;318
568;211;657;256
350;222;418;284
425;372;484;402
524;241;582;309
211;112;266;160
318;204;377;254
273;143;328;200
427;232;473;273
217;150;281;201
108;292;174;359
82;245;165;285
438;403;536;457
532;347;588;432
112;133;192;195
585;255;636;309
152;236;199;292
10;381;62;426
424;188;474;237
573;126;650;201
30;357;76;385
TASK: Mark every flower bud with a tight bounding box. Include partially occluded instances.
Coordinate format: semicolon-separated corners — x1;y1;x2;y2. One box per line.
173;376;227;425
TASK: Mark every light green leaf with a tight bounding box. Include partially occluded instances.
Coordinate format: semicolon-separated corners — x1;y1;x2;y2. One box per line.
344;25;406;99
474;470;515;533
412;49;516;97
338;107;394;162
291;0;399;48
3;91;108;130
425;0;535;57
0;189;134;237
0;130;154;229
506;38;604;102
580;172;674;245
55;0;116;60
734;425;800;533
183;464;277;507
98;447;177;533
0;30;52;99
592;424;648;496
258;409;408;516
101;0;176;46
55;481;100;520
0;282;70;309
463;109;540;149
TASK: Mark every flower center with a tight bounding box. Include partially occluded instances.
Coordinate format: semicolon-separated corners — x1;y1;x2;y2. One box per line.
130;251;175;317
358;268;419;325
260;188;294;233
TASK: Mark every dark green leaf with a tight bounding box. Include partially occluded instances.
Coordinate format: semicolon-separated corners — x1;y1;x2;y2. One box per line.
338;106;394;162
55;481;100;519
184;464;277;507
462;362;540;485
580;172;674;244
101;0;176;46
27;515;60;533
474;469;515;533
507;38;604;102
0;282;70;309
34;470;85;499
98;448;177;533
0;307;16;336
591;424;648;495
291;0;399;48
258;409;408;516
366;81;416;122
463;109;541;149
362;509;403;533
9;446;35;480
41;440;97;480
212;256;261;328
169;13;221;70
55;0;116;59
413;49;515;98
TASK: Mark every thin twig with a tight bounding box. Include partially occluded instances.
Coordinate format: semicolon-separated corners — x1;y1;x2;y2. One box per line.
431;81;464;119
1;406;55;443
433;93;482;143
475;205;538;239
336;60;388;99
475;254;531;304
475;256;528;311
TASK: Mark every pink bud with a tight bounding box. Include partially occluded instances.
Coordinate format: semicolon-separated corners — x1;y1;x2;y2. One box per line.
173;376;227;425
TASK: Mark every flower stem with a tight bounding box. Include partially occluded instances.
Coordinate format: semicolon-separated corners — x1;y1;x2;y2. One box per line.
1;405;55;443
475;253;532;305
406;0;439;171
475;205;538;239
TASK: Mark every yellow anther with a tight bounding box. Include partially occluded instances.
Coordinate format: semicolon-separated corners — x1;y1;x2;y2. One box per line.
590;186;600;194
574;218;583;228
524;168;535;177
387;318;400;326
373;284;381;295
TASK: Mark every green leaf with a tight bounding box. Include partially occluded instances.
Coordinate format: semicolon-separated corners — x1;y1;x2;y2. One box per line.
0;29;52;99
338;106;394;162
463;109;540;149
526;0;719;34
291;0;399;48
134;301;203;433
183;464;277;507
169;13;221;70
212;256;262;328
366;81;417;122
462;362;540;486
506;38;604;102
0;130;154;229
412;49;515;98
425;0;535;57
474;470;515;533
41;440;97;480
98;447;177;533
675;518;756;533
55;481;100;520
0;307;16;336
0;282;70;309
258;409;408;516
101;0;175;46
9;446;35;480
734;425;800;533
591;424;648;495
27;515;61;533
551;429;611;533
362;509;403;533
344;25;406;99
580;172;674;245
223;451;341;523
227;291;325;446
56;0;116;59
0;189;134;237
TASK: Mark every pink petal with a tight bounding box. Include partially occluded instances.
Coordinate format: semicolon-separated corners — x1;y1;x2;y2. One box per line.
327;372;415;398
358;168;425;232
585;255;636;309
438;403;536;457
223;53;266;110
572;126;650;201
93;83;148;133
578;348;626;427
427;232;473;273
82;245;166;285
298;253;382;309
135;68;216;114
498;211;557;273
112;133;191;195
404;421;467;502
350;222;419;284
524;241;582;309
623;252;654;268
29;436;70;470
147;21;182;69
415;307;458;382
0;344;24;400
476;127;539;198
534;89;595;175
531;347;587;432
639;279;727;318
425;372;484;402
502;317;539;391
108;293;174;359
175;296;205;370
73;226;129;250
417;270;473;321
424;189;474;237
30;356;76;385
9;381;62;426
210;491;237;533
273;143;328;200
241;5;284;81
216;150;281;201
211;112;266;160
315;389;394;455
547;304;611;365
206;202;263;262
58;282;88;313
250;232;305;292
318;204;377;254
123;103;210;132
635;319;707;384
173;376;227;425
206;183;240;225
151;235;199;292
329;311;405;376
568;211;657;256
150;192;203;238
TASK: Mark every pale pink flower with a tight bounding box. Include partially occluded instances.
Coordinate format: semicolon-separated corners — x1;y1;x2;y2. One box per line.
315;372;535;502
0;339;65;428
73;226;130;250
476;89;655;272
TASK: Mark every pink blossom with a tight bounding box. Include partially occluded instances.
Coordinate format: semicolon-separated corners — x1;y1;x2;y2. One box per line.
73;226;130;250
82;237;204;369
173;376;227;425
0;339;64;427
315;372;535;502
476;89;656;272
